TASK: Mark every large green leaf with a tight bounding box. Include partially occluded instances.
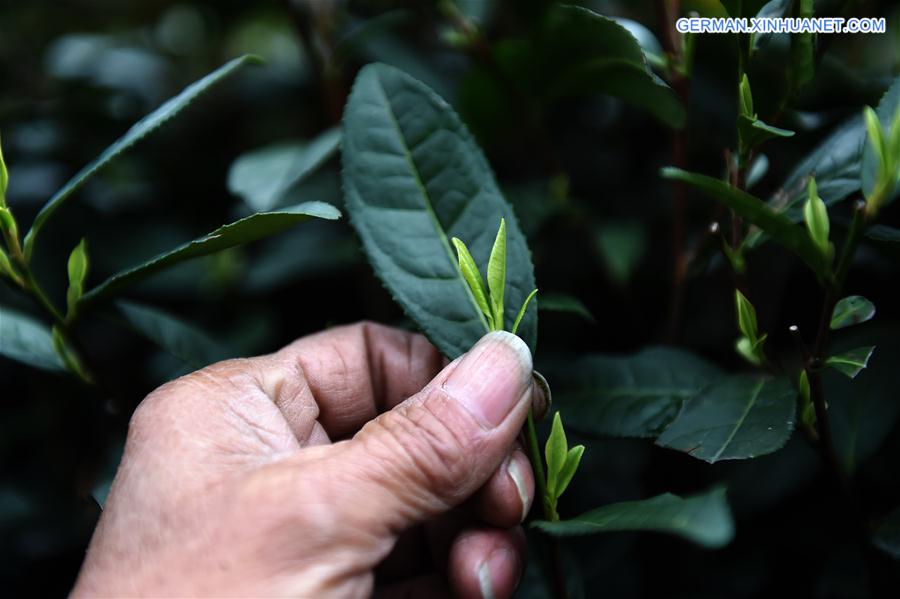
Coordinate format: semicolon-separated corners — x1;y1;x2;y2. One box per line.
538;5;685;128
227;128;341;212
830;295;875;330
81;201;339;305
553;347;722;438
23;55;261;259
765;117;865;225
532;487;734;549
867;224;900;242
538;292;595;323
0;306;64;372
661;168;829;277
825;346;874;379
656;375;795;463
116;301;227;369
341;63;537;358
827;327;900;473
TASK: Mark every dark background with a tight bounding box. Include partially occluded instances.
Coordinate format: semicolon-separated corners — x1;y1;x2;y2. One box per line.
1;0;899;596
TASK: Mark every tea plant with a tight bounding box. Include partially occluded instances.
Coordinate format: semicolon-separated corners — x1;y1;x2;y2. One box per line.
0;55;339;381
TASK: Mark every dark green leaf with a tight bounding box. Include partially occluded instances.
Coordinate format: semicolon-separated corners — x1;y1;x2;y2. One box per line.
788;0;815;93
830;295;876;330
81;201;339;305
538;293;594;323
116;301;227;369
738;115;795;154
0;306;64;371
553;347;722;438
720;0;742;17
593;221;645;286
656;375;795;463
23;55;262;259
661;168;830;276
539;5;685;128
533;487;734;549
873;506;900;560
227;128;340;212
764;116;864;228
826;346;875;379
828;327;900;472
866;224;900;242
341;63;537;358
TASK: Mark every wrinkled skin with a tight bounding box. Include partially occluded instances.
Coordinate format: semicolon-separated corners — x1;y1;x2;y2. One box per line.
73;323;542;598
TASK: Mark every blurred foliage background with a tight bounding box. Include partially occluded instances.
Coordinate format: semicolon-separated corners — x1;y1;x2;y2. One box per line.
1;0;899;596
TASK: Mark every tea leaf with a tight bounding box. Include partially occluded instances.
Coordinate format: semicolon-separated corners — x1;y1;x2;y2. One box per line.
866;224;900;242
227;128;340;212
656;375;795;463
81;202;339;305
734;290;758;342
552;347;722;438
661;168;830;277
827;327;900;472
451;237;492;325
830;295;876;330
537;292;594;323
533;487;734;549
0;131;8;201
735;336;762;366
739;74;754;119
788;0;815;94
825;346;875;379
545;412;568;498
66;238;89;318
555;444;585;499
24;55;262;260
341;63;537;358
539;5;685;128
511;288;538;335
862;77;900;205
0;306;65;372
487;218;507;330
116;301;228;369
803;177;830;254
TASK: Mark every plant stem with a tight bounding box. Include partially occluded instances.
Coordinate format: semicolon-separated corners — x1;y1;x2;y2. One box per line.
525;409;551;519
655;0;693;343
524;409;568;599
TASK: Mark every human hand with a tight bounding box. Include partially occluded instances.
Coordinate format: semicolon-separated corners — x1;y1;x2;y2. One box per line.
73;323;543;598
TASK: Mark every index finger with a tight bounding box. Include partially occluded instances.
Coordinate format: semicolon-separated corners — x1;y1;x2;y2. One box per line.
264;321;446;440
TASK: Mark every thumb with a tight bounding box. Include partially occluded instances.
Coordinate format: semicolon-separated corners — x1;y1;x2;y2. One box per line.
332;331;535;536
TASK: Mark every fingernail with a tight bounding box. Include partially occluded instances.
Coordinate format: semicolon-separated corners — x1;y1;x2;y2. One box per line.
507;454;532;522
532;371;552;421
443;331;533;428
477;548;516;599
